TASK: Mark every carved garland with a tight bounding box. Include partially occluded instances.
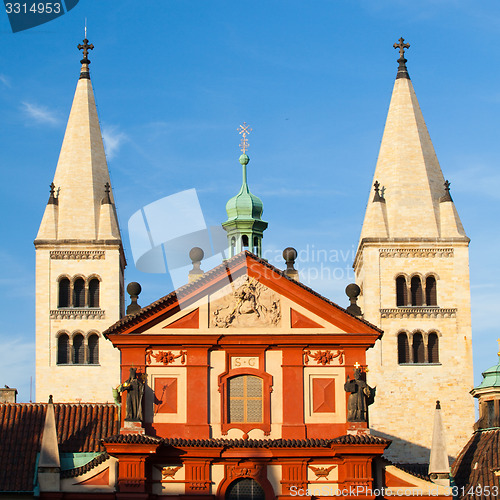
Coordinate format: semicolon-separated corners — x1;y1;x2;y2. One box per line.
146;349;187;365
379;248;454;258
50;250;105;260
304;349;344;366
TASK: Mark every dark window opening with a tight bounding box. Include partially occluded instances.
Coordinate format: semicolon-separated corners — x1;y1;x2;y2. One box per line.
73;334;85;364
58;278;70;308
242;235;249;248
412;333;425;363
396;276;407;307
57;334;69;364
426;276;437;306
88;279;100;307
88;334;99;364
73;279;85;308
226;478;265;500
398;333;410;364
428;333;439;363
411;277;423;306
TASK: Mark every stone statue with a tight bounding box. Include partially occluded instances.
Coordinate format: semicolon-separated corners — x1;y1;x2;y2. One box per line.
344;368;375;422
120;368;145;422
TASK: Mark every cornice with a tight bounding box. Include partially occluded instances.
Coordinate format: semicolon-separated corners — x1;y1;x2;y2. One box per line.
380;307;457;319
50;308;105;320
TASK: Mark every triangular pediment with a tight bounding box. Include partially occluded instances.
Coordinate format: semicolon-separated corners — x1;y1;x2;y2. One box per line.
104;252;381;338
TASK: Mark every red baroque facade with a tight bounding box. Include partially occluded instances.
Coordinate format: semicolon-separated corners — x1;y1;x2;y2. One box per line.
102;252;391;498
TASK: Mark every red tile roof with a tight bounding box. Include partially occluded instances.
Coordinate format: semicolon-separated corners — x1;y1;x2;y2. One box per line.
0;403;118;492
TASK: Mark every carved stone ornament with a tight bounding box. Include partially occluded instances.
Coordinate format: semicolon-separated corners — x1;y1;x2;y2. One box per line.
50;250;105;260
304;349;344;366
380;307;457;319
228;464;265;481
146;349;187;365
379;248;454;258
210;276;281;328
50;309;105;320
309;465;336;480
161;466;182;479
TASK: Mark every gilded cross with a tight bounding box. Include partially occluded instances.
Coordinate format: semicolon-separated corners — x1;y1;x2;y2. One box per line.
354;362;361;369
237;122;252;154
78;38;94;62
393;37;410;59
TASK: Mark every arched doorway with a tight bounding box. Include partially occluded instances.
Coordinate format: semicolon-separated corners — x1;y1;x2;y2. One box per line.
225;478;265;500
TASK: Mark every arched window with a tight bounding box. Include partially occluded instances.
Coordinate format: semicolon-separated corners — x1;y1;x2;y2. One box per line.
412;332;425;363
88;278;100;307
58;278;70;307
228;375;263;423
428;333;439;363
73;278;85;308
411;276;423;306
396;276;407;307
88;334;99;364
426;276;437;306
242;235;249;249
253;236;259;255
398;333;410;364
226;478;265;500
73;334;85;364
57;334;69;364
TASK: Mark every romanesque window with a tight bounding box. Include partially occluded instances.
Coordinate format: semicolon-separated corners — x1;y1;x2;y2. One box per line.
426;276;437;306
73;278;85;307
88;278;100;307
226;478;265;500
242;235;249;249
397;333;410;363
396;276;407;306
73;333;85;364
88;334;99;364
427;332;439;363
411;276;423;306
398;331;440;365
57;333;69;364
58;278;70;307
228;375;263;423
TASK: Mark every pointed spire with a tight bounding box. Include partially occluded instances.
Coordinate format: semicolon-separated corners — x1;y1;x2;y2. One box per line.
428;400;450;485
38;395;61;492
358;41;467;241
36;39;121;243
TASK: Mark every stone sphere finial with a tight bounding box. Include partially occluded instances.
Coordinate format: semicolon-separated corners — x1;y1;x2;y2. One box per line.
126;282;142;315
345;283;361;299
283;247;298;264
127;282;142;297
345;283;362;317
239;153;250;166
189;247;204;263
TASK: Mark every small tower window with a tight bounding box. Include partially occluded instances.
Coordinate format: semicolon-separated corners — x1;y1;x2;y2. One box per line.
242;235;249;249
73;334;85;364
426;276;437;306
58;278;70;308
73;278;85;308
88;334;99;364
88;278;100;308
398;333;410;364
396;276;408;307
428;332;439;363
57;334;69;364
411;276;423;306
253;236;259;255
412;332;425;363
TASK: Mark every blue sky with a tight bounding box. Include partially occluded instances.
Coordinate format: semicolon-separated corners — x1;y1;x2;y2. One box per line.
0;1;499;402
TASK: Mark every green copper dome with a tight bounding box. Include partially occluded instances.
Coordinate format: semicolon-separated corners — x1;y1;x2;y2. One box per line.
475;355;500;391
224;155;265;222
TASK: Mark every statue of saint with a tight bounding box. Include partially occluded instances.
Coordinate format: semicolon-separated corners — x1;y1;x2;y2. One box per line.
344;368;375;422
119;368;145;422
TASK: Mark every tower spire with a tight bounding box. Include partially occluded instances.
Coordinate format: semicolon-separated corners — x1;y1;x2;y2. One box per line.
222;123;267;258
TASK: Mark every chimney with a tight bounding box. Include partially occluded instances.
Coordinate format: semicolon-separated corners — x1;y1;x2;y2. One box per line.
0;386;17;403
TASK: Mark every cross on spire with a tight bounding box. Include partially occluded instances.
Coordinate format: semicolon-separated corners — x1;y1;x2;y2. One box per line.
440;179;453;202
237;122;252;154
78;38;94;64
373;180;384;202
394;37;410;59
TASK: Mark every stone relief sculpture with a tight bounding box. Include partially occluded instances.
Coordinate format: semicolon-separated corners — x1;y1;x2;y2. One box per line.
211;277;281;328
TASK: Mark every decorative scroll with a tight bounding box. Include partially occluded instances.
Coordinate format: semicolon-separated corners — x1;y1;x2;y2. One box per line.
379;248;454;258
211;276;281;328
304;349;344;366
50;250;105;260
162;466;181;479
146;349;187;365
309;465;336;480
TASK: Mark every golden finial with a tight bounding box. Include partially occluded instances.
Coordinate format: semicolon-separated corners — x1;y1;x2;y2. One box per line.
237;122;252;154
497;338;500;357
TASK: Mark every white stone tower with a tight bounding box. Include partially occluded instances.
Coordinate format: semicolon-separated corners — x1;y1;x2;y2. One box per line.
353;38;474;463
34;38;125;403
